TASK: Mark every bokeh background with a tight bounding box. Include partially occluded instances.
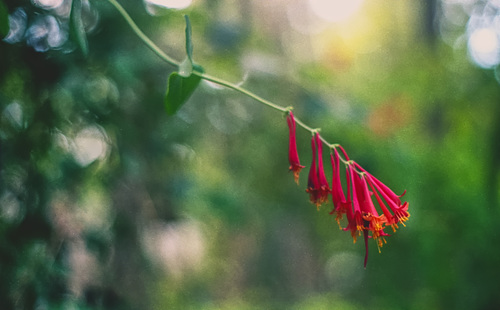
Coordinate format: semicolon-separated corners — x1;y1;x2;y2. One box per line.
1;0;500;309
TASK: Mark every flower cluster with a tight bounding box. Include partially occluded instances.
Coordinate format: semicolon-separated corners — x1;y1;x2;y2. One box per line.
286;111;409;267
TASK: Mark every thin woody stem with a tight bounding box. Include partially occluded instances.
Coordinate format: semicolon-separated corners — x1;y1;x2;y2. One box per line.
194;72;288;113
107;0;359;169
294;117;317;134
107;0;179;67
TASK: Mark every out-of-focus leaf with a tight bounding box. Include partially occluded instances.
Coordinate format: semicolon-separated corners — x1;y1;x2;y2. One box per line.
184;15;193;62
178;15;196;78
70;0;88;56
165;15;205;115
0;1;9;39
164;70;203;116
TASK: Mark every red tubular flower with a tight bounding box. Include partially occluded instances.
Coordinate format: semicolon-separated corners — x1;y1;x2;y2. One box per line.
306;134;320;207
286;111;305;184
306;133;330;209
329;148;351;229
360;178;386;245
330;149;344;209
354;162;410;232
348;164;364;241
356;172;386;268
316;133;330;206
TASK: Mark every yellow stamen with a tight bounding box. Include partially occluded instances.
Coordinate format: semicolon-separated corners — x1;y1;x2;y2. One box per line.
335;213;343;227
374;236;387;253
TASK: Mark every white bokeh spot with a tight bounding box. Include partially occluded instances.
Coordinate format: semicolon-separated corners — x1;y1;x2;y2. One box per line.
309;0;364;23
71;126;109;167
468;27;500;68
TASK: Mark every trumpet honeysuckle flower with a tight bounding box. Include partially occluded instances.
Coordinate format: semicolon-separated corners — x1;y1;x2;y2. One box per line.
348;164;365;241
354;162;410;231
306;134;320;207
306;133;330;209
358;174;386;247
356;172;386;268
316;133;331;205
347;165;385;268
329;148;352;229
286;111;305;184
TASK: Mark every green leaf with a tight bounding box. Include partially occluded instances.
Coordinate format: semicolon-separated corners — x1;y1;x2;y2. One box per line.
184;15;193;62
70;0;88;56
164;16;204;116
164;71;202;116
0;1;9;39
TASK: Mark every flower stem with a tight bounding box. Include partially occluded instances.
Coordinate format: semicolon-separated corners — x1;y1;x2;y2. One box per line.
107;0;179;67
194;72;288;113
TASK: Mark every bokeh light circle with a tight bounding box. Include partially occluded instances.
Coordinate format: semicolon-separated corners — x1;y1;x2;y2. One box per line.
308;0;364;23
468;27;500;68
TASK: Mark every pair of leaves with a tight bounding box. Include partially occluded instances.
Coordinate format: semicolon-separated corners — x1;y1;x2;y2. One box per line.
164;15;204;116
0;0;9;39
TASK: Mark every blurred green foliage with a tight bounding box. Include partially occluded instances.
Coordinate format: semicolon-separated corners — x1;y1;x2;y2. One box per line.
1;0;500;309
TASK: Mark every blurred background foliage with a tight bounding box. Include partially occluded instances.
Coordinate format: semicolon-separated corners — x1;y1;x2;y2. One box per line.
1;0;500;309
